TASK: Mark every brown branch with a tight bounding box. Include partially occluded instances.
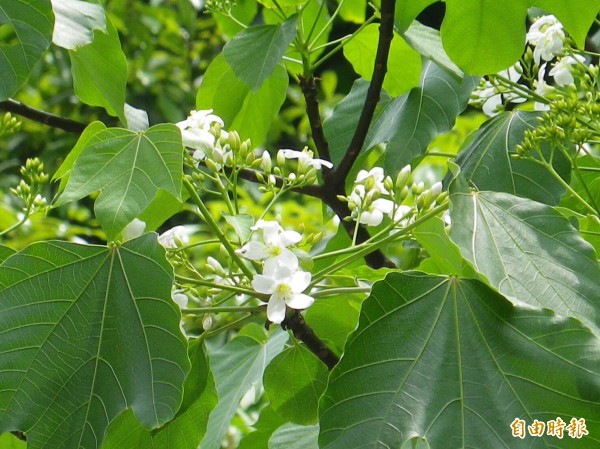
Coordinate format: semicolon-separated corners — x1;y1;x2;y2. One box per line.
283;310;339;370
330;0;396;189
0;99;87;134
299;76;332;165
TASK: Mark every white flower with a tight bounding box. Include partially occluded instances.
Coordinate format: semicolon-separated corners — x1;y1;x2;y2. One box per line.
392;204;413;225
251;259;314;324
535;63;553;111
172;289;188;309
549;55;586;86
122;218;146;241
348;185;394;226
177;110;224;152
278;148;333;170
526;15;565;63
238;220;301;266
355;167;389;194
472;63;525;117
158;225;189;248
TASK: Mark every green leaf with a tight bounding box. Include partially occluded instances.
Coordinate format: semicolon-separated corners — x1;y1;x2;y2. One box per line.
450;187;600;334
152;340;217;449
55;124;184;240
100;410;152;449
269;423;319;449
69;17;128;122
454;111;570;205
414;216;476;276
224;16;297;92
213;0;258;38
319;272;600;448
402;21;462;78
343;24;422;97
197;54;288;147
199;327;288;449
0;235;190;449
394;0;436;33
136;190;184;233
0;0;53;100
0;245;16;264
323;79;391;166
263;344;328;425
376;60;477;174
561;154;600;215
338;0;366;23
304;295;363;355
53;121;107;193
0;433;27;449
51;0;106;50
238;407;287;449
441;0;600;74
223;213;254;244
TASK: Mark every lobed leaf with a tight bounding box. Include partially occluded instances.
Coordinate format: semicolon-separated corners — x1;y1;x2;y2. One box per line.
319;272;600;448
0;235;190;449
450;186;600;334
55;124;184;240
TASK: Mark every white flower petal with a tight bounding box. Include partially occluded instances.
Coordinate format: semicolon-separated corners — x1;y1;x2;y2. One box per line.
286;293;314;310
172;291;188;309
264;253;299;275
252;274;277;294
261;221;284;245
289;270;311;292
360;209;384;226
279;230;302;246
122;218;146;241
239;241;270;260
372;198;394;215
267;296;287;323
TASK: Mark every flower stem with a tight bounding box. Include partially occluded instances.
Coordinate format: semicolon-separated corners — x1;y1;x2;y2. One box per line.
182;305;264;314
183;177;254;279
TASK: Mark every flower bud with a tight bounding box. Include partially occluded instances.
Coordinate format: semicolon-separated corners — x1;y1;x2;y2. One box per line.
395;164;411;189
261;151;272;174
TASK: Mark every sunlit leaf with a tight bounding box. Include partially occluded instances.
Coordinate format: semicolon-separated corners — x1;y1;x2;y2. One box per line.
0;0;53;100
51;0;106;50
343;24;421;97
441;0;599;74
0;235;190;449
69;17;128;123
197;54;288;147
224;16;297;92
450;185;600;334
199;325;288;449
55;124;183;240
319;272;600;448
394;0;436;33
263;344;328;425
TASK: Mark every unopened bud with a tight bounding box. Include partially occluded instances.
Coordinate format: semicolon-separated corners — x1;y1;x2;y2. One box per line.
395;164;411;189
261;151;272;174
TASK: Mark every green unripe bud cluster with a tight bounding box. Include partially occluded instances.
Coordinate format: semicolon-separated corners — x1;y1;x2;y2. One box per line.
0;112;21;137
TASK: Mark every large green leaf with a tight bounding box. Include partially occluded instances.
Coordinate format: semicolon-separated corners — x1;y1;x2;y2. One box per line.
223;16;297;92
101;341;216;449
199;325;288;449
319;272;600;448
55;124;184;240
0;235;190;449
441;0;600;74
323;60;476;172
197;54;288;147
238;407;287;449
69;17;127;123
0;433;26;449
0;0;53;100
263;344;328;425
343;24;422;97
454;111;570;205
450;186;600;334
51;0;105;50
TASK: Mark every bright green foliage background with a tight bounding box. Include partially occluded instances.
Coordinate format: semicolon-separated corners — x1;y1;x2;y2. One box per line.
0;0;599;448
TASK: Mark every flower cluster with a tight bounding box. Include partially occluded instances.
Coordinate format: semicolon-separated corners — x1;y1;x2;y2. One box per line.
470;63;527;117
256;147;333;190
526;15;565;63
238;220;314;324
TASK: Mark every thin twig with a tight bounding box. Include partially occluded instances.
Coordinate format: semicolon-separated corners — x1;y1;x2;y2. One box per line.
0;99;87;134
331;0;395;189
